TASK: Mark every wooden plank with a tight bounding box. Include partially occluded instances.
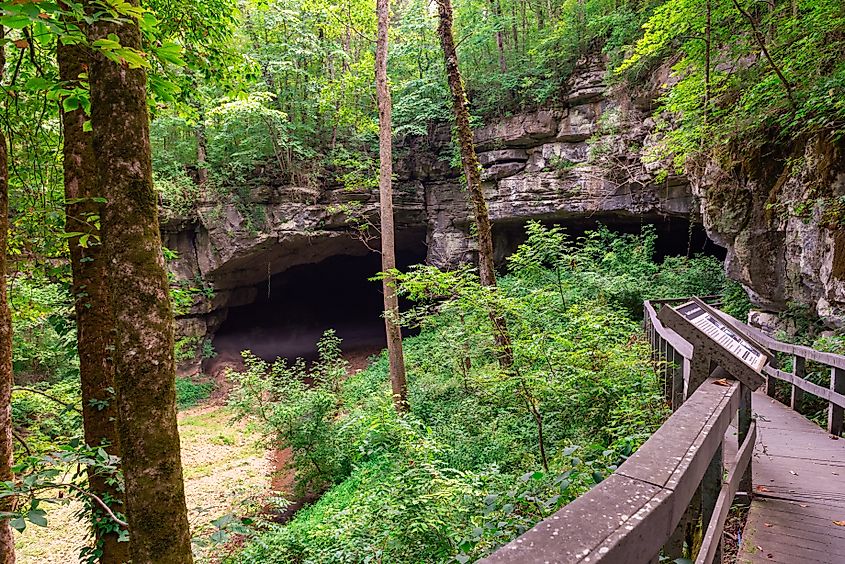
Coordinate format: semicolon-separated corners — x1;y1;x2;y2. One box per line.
478;474;671;564
481;379;739;564
671;347;684;411
739;392;845;564
616;379;737;492
738;384;753;496
791;355;806;412
644;300;693;359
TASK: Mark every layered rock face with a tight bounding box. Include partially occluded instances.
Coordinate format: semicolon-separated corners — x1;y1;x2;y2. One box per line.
164;55;844;366
164;55;695;358
690;137;845;328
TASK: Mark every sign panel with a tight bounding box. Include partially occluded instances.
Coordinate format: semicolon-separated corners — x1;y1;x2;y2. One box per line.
676;301;767;372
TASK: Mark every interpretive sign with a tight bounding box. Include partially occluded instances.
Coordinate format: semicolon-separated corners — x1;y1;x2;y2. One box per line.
658;297;769;391
675;301;767;372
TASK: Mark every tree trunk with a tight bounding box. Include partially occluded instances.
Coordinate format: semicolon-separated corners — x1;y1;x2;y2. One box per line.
86;3;193;562
490;0;507;73
58;36;131;563
435;0;513;368
730;0;796;109
0;28;15;564
376;0;408;413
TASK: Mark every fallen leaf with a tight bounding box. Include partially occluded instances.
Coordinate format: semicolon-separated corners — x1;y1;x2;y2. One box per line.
834;520;845;527
764;523;773;528
756;485;770;492
789;470;797;476
713;378;731;387
830;435;840;440
799;504;808;508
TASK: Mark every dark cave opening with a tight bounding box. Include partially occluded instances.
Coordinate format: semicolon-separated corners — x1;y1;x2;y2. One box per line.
493;216;726;265
212;216;724;365
213;244;428;364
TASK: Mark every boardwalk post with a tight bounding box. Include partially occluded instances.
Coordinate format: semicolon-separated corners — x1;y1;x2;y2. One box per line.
671;347;684;411
766;355;779;398
830;367;844;436
738;382;753;502
790;355;806;413
700;443;723;561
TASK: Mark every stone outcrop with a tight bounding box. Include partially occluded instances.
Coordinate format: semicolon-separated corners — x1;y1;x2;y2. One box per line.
164;53;845;368
689;137;845;328
164;54;696;363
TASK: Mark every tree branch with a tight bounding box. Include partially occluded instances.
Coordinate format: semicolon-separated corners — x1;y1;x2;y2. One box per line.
12;387;83;414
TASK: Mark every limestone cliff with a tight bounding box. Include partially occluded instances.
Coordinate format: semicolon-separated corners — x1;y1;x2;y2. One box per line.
163;54;844;367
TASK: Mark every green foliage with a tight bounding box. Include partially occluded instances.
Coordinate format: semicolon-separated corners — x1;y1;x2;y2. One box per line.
10;276;78;381
228;331;350;495
12;380;82;454
175;378;214;409
228;225;728;563
620;0;845;170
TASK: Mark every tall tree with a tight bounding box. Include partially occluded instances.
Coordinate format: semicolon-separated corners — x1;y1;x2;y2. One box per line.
57;35;130;562
434;0;513;367
376;0;408;412
490;0;507;73
86;3;193;562
0;27;15;564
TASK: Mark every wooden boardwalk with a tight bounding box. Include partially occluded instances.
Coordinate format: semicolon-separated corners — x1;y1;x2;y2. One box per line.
739;392;845;563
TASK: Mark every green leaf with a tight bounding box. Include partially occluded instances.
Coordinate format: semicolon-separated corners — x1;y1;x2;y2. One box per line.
62;96;80;112
0;15;32;30
9;517;25;532
27;509;47;527
24;77;51;91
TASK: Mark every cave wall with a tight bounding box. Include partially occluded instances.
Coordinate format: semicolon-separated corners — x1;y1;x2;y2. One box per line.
162;53;700;365
690;137;845;328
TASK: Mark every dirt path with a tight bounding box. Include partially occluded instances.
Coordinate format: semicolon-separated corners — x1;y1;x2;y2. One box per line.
14;405;268;564
265;344;382;522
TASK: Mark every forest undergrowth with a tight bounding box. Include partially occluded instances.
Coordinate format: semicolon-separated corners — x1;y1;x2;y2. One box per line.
222;224;747;563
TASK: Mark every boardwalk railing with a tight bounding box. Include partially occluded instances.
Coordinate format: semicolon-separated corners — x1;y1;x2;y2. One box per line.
713;309;845;436
482;297;755;563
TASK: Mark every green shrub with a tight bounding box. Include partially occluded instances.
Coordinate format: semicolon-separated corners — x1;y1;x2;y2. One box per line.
228;224;729;563
175;378;213;409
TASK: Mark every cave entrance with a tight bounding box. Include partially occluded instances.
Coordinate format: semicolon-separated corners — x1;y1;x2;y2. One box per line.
213;244;427;366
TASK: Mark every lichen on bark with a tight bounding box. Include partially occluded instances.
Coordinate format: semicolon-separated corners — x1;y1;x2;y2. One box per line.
86;2;193;561
58;33;130;563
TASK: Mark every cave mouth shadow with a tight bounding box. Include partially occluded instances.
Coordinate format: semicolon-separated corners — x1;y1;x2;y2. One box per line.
212;217;724;366
212;246;427;365
493;216;726;265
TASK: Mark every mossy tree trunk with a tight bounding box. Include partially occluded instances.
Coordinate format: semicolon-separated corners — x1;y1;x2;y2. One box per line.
86;3;193;562
58;36;130;563
376;0;408;412
435;0;514;367
0;27;15;564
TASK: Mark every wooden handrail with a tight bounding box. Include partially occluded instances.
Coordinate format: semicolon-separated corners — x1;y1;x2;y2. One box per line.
715;309;845;370
483;297;841;564
764;365;845;409
696;419;756;563
480;379;741;564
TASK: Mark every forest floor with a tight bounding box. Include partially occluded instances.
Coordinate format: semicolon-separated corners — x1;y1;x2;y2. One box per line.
13;404;269;563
